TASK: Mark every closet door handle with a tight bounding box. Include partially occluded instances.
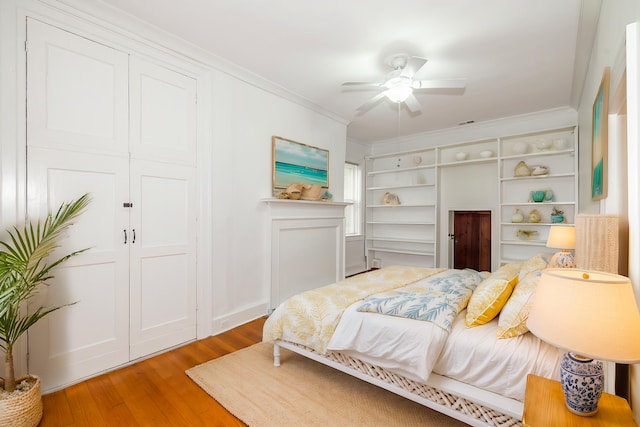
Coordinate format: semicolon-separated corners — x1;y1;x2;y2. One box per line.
132;229;136;244
124;229;127;244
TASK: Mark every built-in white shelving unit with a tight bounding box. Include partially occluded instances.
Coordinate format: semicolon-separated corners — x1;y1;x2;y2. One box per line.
364;126;578;269
365;148;437;268
498;126;578;264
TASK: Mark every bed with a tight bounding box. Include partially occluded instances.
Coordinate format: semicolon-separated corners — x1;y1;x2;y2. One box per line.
262;256;572;426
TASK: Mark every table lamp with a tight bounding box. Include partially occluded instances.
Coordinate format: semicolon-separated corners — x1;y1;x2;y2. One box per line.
546;225;575;268
527;268;640;416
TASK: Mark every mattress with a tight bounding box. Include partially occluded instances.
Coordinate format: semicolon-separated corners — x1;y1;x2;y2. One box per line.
328;305;562;401
433;310;562;401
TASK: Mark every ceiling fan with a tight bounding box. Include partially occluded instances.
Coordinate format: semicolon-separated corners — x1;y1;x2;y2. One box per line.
342;54;466;113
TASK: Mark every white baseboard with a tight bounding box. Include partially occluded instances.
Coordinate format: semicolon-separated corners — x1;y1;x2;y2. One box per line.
211;302;269;335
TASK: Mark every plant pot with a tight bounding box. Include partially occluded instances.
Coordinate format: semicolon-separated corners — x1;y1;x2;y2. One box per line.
551;214;565;223
0;376;43;427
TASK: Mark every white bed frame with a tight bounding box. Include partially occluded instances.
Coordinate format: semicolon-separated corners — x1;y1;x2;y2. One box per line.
273;340;524;427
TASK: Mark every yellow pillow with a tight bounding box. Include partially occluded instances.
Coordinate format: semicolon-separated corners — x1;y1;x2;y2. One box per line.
496;270;541;338
518;253;550;281
465;265;520;327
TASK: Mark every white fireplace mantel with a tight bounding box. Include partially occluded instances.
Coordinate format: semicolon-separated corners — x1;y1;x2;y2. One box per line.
262;198;349;310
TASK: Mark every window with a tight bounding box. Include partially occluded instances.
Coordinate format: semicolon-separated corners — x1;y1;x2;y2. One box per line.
344;162;362;236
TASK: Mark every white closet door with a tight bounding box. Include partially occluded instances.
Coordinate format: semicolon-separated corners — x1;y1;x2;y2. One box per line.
129;57;197;165
129;160;197;359
25;17;200;388
26;18;128;155
26;148;130;391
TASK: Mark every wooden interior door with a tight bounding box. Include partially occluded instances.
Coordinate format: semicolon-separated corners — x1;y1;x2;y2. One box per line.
453;211;491;271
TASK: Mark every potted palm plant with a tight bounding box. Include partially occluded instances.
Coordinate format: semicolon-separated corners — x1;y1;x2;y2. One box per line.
0;194;90;427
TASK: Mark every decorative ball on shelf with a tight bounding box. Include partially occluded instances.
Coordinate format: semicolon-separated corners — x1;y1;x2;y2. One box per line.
535;139;551;150
513;142;529;155
528;209;541;223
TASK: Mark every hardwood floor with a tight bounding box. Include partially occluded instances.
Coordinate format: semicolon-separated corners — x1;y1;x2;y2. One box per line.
39;317;266;426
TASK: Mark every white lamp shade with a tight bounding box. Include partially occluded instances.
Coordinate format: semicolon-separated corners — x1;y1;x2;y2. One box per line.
546;225;575;249
527;268;640;363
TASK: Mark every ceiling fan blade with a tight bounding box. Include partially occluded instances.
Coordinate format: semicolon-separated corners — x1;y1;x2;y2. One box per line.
403;93;422;113
342;82;382;87
412;79;467;89
356;92;386;112
400;56;428;78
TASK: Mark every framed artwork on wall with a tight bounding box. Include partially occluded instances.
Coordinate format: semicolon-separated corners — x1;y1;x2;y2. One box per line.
272;136;329;189
591;67;610;201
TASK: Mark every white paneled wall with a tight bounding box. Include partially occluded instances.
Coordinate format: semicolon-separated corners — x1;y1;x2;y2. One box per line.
263;199;348;309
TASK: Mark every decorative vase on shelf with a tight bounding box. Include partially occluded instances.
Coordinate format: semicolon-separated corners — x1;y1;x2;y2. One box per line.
528;209;541;223
531;191;545;203
511;209;524;223
544;189;554;201
514;161;531;177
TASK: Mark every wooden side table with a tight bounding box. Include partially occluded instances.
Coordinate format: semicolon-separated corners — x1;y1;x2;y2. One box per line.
522;374;637;426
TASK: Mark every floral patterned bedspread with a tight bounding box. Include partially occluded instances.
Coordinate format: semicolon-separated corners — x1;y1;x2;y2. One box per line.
262;265;444;354
356;269;483;332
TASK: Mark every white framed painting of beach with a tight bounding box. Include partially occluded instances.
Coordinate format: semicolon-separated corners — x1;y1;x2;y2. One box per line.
272;136;329;189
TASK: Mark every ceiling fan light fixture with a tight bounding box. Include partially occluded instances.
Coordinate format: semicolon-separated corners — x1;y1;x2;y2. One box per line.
345;54;465;113
385;85;413;103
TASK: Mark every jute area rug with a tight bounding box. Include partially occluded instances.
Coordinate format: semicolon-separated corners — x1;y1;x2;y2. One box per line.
186;342;468;427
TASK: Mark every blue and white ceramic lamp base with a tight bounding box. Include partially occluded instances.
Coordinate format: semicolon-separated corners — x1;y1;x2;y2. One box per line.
550;250;575;268
560;352;604;416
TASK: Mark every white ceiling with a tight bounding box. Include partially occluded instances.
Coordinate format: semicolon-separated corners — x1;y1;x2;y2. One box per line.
96;0;601;143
